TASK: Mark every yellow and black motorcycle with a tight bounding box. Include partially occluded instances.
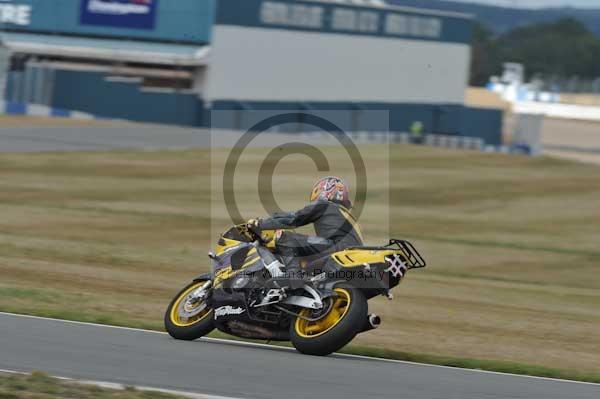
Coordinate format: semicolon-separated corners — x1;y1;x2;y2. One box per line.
164;224;425;356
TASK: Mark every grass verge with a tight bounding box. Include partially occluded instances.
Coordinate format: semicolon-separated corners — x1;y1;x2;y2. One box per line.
338;345;600;384
0;371;188;399
1;145;599;382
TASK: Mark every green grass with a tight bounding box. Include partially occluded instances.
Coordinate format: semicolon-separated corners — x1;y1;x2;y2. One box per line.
1;144;599;382
339;346;600;384
0;371;186;399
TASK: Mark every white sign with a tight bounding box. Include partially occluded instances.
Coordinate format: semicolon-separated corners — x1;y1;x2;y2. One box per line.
87;0;151;16
259;1;443;39
261;1;324;29
215;305;246;318
385;14;442;38
0;1;31;26
332;8;379;33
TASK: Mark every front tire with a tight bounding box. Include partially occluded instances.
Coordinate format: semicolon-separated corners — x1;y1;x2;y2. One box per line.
164;280;215;340
290;284;367;356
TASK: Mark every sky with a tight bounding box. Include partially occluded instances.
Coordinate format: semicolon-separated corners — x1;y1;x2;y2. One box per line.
446;0;600;8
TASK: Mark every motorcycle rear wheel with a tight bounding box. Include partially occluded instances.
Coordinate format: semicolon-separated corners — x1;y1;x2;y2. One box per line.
290;284;367;356
164;280;215;340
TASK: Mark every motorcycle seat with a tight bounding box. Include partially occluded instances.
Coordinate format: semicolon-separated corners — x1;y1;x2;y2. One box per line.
302;253;335;274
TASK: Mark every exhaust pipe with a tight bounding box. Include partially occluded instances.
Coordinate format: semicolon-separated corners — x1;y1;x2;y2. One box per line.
368;313;381;328
360;313;381;333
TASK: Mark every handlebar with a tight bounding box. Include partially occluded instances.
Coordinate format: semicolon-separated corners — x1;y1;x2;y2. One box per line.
246;223;264;244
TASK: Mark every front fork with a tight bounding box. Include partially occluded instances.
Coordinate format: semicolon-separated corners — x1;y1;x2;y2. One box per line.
188;279;212;307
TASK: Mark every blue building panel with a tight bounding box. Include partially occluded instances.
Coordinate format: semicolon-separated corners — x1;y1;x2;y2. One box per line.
0;0;215;43
0;1;498;141
210;100;501;145
215;0;473;44
0;0;471;44
49;70;203;125
4;68;501;144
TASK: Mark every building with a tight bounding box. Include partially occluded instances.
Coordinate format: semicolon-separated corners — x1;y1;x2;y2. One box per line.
0;0;502;144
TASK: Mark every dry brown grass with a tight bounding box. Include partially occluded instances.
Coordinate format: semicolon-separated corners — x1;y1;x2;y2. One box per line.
559;93;600;106
539;117;600;164
465;87;511;111
542;118;600;148
0;145;599;373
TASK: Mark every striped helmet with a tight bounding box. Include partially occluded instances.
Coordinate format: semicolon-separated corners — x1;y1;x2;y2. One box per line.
310;176;350;206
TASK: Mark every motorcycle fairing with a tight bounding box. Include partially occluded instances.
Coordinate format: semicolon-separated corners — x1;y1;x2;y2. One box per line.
212;243;263;287
330;248;398;268
210;288;249;323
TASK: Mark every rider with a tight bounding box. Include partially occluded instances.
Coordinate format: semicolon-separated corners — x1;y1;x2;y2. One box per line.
250;176;364;278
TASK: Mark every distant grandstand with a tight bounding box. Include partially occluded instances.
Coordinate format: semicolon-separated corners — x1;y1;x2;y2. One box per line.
0;0;502;144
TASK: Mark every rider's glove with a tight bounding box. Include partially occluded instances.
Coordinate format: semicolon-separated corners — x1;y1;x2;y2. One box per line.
247;218;260;227
246;218;262;234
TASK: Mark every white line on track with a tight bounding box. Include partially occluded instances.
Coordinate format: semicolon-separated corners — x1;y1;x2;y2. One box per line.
0;368;241;399
1;311;598;387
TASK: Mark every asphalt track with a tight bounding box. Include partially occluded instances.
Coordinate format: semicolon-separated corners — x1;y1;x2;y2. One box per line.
0;123;341;152
0;123;209;152
0;313;598;399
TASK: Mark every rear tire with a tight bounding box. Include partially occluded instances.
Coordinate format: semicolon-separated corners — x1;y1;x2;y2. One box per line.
164;280;215;341
290;284;367;356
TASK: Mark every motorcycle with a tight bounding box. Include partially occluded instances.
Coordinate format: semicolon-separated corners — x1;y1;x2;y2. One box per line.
164;223;426;356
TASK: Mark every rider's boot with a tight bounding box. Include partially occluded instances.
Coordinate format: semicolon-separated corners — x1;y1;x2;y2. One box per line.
281;255;303;280
256;245;285;278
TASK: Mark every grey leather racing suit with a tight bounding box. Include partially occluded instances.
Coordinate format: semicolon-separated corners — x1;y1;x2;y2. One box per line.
258;199;364;269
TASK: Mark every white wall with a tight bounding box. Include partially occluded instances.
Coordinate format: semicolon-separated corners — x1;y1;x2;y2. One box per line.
205;25;470;104
514;101;600;122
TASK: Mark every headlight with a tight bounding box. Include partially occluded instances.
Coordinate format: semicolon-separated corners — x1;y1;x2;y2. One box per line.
231;274;250;290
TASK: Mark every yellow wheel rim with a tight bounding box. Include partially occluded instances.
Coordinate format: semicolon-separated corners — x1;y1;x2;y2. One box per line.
169;282;212;327
294;288;351;338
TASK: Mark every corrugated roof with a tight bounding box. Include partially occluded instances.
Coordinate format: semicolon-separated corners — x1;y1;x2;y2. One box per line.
0;33;210;66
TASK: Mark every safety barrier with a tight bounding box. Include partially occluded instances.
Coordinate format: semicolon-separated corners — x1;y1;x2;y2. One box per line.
299;131;528;155
424;134;484;150
0;101;99;120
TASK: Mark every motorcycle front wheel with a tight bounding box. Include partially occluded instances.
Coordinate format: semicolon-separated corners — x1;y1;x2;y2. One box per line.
164;280;215;340
290;284;367;356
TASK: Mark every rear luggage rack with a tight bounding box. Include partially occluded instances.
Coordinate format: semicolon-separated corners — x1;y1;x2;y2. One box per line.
386;239;426;269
